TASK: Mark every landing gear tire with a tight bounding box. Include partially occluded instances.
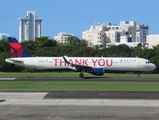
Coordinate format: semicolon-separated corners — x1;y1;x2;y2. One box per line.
79;72;84;78
137;72;141;78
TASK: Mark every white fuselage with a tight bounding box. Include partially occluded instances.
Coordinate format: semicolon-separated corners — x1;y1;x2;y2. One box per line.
5;57;156;72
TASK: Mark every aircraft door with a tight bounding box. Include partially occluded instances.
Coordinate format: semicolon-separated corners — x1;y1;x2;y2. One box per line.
30;59;35;69
137;60;143;68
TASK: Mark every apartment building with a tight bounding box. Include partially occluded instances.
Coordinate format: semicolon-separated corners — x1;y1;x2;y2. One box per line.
146;35;159;48
82;21;149;47
136;24;149;42
82;24;107;46
19;11;42;42
54;32;74;44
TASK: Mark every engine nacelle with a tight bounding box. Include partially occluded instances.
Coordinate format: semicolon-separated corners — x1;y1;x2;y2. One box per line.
92;68;104;75
68;66;79;71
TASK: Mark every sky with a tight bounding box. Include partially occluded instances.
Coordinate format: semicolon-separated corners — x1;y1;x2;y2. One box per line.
0;0;159;40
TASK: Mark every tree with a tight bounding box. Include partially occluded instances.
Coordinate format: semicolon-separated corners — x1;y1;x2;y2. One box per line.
152;44;159;56
150;55;159;73
137;43;142;48
141;49;155;59
105;44;132;57
0;40;10;54
66;36;81;46
80;39;88;47
21;40;36;55
34;36;57;48
132;47;143;57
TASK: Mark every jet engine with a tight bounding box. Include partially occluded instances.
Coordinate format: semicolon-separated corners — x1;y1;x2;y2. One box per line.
91;68;104;75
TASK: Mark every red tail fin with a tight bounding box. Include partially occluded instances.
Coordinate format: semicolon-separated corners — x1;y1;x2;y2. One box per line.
8;37;31;58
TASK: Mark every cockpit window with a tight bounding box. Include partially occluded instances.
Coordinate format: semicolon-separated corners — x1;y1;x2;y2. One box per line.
146;61;151;64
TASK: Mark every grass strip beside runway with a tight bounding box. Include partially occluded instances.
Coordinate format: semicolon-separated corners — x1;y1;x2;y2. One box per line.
0;72;159;78
0;81;159;92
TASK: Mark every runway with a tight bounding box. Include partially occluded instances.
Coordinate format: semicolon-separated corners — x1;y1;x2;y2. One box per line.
44;91;159;99
0;92;159;120
0;77;159;119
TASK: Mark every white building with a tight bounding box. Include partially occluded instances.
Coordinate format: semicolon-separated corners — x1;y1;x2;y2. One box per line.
0;33;9;40
147;35;159;48
106;36;148;49
19;11;42;42
82;21;149;47
54;32;74;44
82;23;107;46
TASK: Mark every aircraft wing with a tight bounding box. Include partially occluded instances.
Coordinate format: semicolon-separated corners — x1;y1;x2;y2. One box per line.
62;56;92;69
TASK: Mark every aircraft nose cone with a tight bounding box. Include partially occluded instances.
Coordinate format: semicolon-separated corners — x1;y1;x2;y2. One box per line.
153;64;156;70
151;64;156;70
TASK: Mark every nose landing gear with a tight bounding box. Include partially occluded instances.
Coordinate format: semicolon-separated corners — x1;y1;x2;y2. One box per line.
79;72;84;78
137;72;141;78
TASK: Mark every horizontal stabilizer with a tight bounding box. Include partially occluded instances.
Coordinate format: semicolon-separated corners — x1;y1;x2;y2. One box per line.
5;58;24;64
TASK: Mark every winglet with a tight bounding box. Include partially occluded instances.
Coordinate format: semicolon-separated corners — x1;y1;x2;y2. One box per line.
62;55;70;64
8;37;32;58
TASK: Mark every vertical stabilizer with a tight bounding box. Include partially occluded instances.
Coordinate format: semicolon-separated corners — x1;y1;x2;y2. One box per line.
8;37;32;58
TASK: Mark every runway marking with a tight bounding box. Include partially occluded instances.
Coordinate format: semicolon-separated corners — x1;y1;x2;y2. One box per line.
39;82;47;86
0;78;16;80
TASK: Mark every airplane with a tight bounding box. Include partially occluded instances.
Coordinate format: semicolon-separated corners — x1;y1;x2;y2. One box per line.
5;37;156;78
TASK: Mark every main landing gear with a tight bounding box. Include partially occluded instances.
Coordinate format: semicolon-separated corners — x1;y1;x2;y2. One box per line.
79;72;84;78
137;72;141;78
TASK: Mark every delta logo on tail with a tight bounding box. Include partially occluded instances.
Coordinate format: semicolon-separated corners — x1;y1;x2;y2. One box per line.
8;37;31;58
